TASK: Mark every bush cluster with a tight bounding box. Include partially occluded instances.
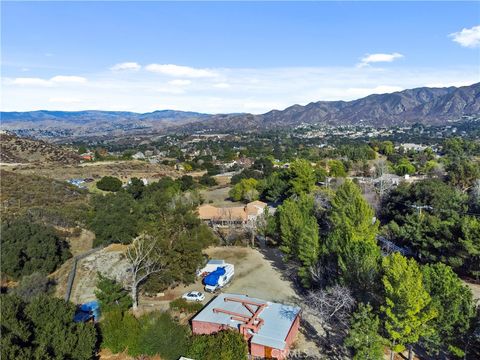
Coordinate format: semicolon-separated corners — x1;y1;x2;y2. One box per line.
169;298;204;313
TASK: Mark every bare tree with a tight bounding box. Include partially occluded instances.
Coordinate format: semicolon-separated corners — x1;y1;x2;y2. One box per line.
243;219;256;247
305;285;356;342
125;233;165;311
212;208;241;246
255;207;273;248
373;158;390;199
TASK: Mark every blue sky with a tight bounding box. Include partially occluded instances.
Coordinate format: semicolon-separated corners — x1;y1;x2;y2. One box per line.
2;1;479;113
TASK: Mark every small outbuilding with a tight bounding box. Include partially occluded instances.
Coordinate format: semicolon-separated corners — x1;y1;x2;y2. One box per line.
191;293;301;359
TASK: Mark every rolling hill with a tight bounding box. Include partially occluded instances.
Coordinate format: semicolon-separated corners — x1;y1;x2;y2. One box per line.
0;132;81;164
1;83;478;138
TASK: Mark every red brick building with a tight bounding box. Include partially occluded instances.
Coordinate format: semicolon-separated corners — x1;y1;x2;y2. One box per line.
191;293;301;359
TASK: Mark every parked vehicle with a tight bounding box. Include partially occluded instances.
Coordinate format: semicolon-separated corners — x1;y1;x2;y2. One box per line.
196;259;227;277
182;291;205;302
203;264;234;292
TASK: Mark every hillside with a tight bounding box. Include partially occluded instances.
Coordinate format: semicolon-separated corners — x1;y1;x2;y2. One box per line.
1;83;479;138
0;170;88;225
0;110;209;138
185;82;480;131
0;132;81;164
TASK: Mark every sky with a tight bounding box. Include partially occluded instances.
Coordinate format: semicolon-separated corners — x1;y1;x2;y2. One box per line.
1;1;480;114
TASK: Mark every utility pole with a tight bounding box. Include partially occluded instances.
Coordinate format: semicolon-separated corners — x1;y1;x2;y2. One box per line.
409;204;433;216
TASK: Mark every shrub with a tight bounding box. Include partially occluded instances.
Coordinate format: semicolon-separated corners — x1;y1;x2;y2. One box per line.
94;273;132;313
187;330;248;360
100;309;140;354
199;174;217;187
96;176;123;192
135;312;190;360
100;310;190;360
1;294;97;360
88;192;138;246
1;218;71;279
169;298;204;313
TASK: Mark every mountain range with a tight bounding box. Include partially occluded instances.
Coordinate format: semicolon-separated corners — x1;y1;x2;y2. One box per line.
1;83;479;139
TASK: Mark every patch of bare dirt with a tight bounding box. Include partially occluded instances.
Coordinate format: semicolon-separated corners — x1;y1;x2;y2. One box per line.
69;245;130;304
66;228;95;256
11;160;180;183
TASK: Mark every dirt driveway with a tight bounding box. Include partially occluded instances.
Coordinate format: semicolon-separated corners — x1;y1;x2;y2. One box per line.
140;246;322;357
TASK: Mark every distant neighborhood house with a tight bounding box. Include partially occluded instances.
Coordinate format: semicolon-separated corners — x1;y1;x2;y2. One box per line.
198;200;267;226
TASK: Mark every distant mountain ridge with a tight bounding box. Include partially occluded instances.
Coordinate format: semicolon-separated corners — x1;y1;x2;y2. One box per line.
1;109;209;123
1;83;479;138
184;82;480;131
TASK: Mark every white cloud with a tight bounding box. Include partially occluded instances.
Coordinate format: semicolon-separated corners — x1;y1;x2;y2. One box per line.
213;82;231;89
2;66;478;114
450;25;480;48
11;75;87;87
145;64;217;78
358;52;404;67
110;62;141;71
48;97;82;103
168;79;192;86
12;77;52;86
50;75;87;84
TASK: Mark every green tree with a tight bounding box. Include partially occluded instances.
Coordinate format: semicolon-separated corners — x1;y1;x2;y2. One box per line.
187;330;248;360
381;253;436;359
199;173;217;186
88;192;139;246
382;179;479;278
100;310;190;360
126;177;145;199
394;158;416;176
135;312;190;360
323;181;380;298
1;294;97;360
328;159;347;178
259;171;289;202
177;175;196;191
458;216;480;280
422;263;476;357
446;159;480;192
95;273;132;313
12;272;53;300
252;157;274;176
229;178;259;202
96;176;123;192
379;141;394;156
345;303;385;360
287;158;316;195
100;309;140;354
1;218;71;279
278;194;319;286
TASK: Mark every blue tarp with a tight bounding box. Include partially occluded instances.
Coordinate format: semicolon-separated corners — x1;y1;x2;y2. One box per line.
79;301;100;312
74;311;93;323
74;301;101;323
203;266;226;286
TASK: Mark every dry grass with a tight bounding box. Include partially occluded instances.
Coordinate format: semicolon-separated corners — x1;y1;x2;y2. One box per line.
10;160;180;183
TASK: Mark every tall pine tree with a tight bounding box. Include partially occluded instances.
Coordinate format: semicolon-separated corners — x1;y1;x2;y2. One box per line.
323;180;381;298
381;253;436;360
278;194;319;286
345;303;385;360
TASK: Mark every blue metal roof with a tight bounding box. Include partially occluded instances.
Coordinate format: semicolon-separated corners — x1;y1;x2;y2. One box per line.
192;293;301;349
